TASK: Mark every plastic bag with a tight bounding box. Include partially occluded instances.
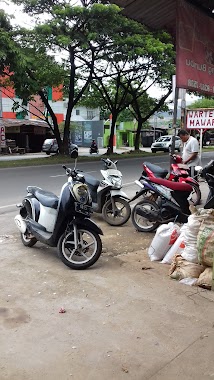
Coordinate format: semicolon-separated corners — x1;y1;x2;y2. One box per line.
161;234;185;264
179;278;198;286
180;216;201;263
148;222;180;262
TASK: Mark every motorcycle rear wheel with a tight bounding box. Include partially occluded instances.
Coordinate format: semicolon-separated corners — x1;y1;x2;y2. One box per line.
102;197;131;226
187;182;201;206
131;199;160;232
57;228;102;270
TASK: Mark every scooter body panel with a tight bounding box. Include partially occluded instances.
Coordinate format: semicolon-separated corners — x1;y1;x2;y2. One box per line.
20;181;94;247
22;195;40;222
110;189;129;199
179;176;199;186
38;204;57;233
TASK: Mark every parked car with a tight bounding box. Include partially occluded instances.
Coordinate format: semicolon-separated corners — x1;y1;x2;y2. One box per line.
151;135;181;153
42;139;78;155
42;138;59;155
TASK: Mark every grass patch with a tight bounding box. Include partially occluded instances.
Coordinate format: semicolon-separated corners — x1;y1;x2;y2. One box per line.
0;150;165;169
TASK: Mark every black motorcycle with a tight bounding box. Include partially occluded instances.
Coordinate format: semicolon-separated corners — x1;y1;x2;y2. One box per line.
129;175;193;232
14;147;103;270
197;160;214;208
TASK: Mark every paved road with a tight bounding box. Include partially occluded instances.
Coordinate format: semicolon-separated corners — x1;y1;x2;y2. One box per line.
0;151;212;214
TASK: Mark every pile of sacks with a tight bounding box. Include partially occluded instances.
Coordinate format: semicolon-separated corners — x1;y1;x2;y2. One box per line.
147;206;214;290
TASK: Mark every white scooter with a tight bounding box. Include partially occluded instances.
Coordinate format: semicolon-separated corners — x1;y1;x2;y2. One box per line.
14;147;103;270
83;158;131;226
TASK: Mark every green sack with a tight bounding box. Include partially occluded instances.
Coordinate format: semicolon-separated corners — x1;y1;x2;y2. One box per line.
197;225;214;267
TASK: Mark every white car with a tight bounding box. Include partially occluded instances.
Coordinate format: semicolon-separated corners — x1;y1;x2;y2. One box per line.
151;135;181;153
42;138;77;155
42;138;59;155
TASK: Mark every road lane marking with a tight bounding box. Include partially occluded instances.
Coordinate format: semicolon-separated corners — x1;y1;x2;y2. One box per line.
0;204;16;209
123;181;135;186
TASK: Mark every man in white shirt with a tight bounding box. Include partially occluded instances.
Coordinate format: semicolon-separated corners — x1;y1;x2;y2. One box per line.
178;129;200;177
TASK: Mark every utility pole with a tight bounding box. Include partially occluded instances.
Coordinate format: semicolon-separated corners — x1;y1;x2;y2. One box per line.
180;89;186;128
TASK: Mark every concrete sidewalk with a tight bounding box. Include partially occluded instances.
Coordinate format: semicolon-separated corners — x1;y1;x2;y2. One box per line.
0;147;213;379
0;210;213;380
0;146;152;161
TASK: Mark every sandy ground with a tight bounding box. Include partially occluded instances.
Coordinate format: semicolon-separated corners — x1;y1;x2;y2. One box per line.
0;210;214;380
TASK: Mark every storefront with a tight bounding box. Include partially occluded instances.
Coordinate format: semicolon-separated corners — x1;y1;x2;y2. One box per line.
2;119;51;152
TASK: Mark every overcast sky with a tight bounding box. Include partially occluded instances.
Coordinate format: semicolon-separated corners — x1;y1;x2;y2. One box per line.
0;1;34;27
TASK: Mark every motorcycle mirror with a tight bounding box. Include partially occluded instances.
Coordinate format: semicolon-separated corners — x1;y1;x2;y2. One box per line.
195;166;203;172
70;144;78;159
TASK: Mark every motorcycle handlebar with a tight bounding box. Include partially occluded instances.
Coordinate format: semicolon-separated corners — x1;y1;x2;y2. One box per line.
62;165;78;177
101;158;118;166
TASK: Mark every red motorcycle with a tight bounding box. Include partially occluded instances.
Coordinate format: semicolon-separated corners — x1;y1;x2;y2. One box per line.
140;155;201;206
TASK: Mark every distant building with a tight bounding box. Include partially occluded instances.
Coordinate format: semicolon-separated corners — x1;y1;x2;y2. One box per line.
0;85;104;151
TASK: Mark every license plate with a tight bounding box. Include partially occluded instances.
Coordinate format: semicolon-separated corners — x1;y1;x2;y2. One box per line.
75;202;93;215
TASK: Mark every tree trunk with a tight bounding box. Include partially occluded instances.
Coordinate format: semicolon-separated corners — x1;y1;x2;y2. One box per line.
63;47;76;155
134;118;143;150
108;113;117;154
38;90;63;153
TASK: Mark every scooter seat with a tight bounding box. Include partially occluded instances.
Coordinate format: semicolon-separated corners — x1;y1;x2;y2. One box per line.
34;189;59;209
143;162;168;178
84;173;100;189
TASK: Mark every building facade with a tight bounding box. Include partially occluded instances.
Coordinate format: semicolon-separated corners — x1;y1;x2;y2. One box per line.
0;86;104;151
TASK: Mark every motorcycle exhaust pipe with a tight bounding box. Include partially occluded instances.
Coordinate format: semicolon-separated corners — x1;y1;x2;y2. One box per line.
135;205;159;222
14;215;27;234
135;206;176;224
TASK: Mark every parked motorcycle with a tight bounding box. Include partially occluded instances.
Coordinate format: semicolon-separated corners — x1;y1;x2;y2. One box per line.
14;148;103;270
196;160;214;208
83;158;131;226
130;175;193;232
139;155;201;206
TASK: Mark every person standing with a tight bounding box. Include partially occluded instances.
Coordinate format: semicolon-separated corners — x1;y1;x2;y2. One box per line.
178;129;200;177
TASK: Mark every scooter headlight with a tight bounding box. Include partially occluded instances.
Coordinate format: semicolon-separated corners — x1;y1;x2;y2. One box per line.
109;176;122;188
71;183;90;204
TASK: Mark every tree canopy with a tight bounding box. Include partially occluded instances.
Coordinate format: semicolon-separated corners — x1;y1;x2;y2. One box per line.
0;0;175;153
188;97;214;109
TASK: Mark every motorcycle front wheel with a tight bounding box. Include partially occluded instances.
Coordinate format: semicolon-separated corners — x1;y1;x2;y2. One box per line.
102;197;131;226
131;199;160;232
21;232;37;247
57;228;102;270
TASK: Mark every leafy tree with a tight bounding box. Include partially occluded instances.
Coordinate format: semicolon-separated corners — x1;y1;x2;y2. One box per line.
0;10;18;76
2;0;174;154
188;97;214;109
117;107;134;122
3;1;132;153
78;85;111;120
81;20;175;152
129;89;172;150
